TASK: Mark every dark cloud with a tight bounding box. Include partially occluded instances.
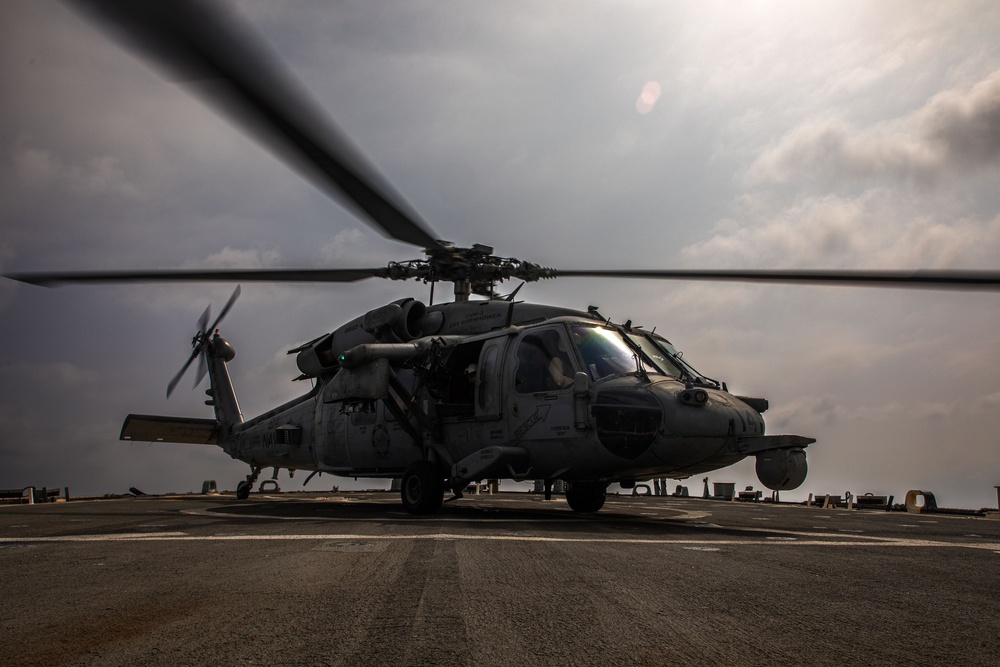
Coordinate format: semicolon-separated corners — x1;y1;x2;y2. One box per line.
748;70;1000;187
926;70;1000;169
2;1;1000;508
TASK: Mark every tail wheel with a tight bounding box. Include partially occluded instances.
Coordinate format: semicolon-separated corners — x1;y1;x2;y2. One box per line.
566;481;607;513
401;461;444;515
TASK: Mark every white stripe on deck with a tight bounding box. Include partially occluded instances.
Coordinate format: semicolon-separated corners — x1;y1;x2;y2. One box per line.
2;531;999;552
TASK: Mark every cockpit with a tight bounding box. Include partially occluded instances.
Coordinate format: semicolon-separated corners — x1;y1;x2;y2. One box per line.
569;323;715;387
512;320;718;393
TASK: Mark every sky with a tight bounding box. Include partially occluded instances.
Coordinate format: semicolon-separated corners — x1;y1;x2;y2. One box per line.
2;0;999;508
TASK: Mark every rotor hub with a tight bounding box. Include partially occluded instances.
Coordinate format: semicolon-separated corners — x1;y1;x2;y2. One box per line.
383;241;556;297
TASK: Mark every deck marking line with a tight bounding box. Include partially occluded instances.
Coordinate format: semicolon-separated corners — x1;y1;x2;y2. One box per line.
2;533;999;551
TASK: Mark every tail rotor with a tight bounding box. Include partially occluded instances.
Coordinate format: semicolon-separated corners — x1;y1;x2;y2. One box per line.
166;286;241;398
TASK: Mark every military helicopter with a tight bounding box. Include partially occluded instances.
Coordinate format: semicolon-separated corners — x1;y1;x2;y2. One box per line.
8;1;1000;514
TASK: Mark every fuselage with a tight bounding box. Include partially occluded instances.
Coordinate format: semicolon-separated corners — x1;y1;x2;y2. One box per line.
205;299;813;491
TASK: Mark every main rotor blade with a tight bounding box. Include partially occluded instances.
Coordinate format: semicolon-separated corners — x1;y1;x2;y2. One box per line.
68;0;441;250
550;269;1000;291
5;268;387;287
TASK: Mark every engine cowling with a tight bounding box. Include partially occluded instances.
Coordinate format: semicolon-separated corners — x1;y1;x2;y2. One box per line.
755;448;807;491
294;299;428;378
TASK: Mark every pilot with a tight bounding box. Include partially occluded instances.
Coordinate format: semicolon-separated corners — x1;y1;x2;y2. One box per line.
516;330;575;392
548;355;573;389
539;330;574;389
464;363;477;385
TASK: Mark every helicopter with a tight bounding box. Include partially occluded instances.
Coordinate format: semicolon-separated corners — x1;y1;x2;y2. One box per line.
7;1;1000;514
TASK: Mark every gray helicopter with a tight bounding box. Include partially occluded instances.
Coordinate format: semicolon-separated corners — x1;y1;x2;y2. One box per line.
129;284;814;515
8;1;1000;514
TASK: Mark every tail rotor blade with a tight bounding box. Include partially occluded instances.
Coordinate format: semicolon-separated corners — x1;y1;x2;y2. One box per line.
207;285;241;333
167;348;200;398
165;286;241;398
194;351;208;390
197;304;211;336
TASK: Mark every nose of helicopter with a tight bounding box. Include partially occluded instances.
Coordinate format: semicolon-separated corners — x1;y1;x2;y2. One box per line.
648;380;758;468
591;380;746;466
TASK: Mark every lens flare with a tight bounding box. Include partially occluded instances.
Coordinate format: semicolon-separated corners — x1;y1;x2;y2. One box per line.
636;81;662;114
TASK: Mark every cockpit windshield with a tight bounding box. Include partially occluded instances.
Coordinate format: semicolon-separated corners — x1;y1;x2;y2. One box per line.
627;334;685;378
631;332;717;387
570;324;664;382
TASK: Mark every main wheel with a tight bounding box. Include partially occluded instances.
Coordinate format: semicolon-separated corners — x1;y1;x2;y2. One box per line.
235;480;251;500
566;481;607;513
401;461;444;515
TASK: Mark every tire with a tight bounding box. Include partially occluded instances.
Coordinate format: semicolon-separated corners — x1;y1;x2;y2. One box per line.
401;461;444;515
566;481;607;513
236;480;251;500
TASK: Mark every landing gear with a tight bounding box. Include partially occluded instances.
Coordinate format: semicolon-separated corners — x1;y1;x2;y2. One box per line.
236;466;262;500
566;481;607;513
401;461;444;515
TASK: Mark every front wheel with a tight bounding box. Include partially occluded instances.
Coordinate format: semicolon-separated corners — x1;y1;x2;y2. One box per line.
401;461;444;515
566;481;607;513
235;480;251;500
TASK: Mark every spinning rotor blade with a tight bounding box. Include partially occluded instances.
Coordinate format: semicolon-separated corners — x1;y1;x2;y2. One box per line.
5;268;387;287
167;345;202;399
9;266;1000;292
13;4;992;298
550;269;1000;291
195;285;241;389
167;302;209;398
194;353;209;393
207;285;241;334
196;304;211;336
68;0;440;250
165;286;241;398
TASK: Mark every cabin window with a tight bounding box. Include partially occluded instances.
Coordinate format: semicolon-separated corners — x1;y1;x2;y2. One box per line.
344;400;377;425
476;338;505;419
446;341;484;405
478;343;499;411
435;341;485;420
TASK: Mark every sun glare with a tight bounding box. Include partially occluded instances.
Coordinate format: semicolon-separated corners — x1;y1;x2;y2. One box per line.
636;81;662;114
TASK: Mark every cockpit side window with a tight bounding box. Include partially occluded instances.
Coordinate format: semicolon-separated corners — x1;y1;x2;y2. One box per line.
570;325;636;381
514;329;575;393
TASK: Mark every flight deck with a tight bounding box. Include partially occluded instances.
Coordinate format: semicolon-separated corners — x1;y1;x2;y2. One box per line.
2;492;998;666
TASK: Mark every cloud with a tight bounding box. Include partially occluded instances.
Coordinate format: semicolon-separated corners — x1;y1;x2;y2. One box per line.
0;360;96;393
0;361;103;463
768;393;969;432
181;245;282;269
3;0;1000;508
681;194;866;268
747;69;1000;187
682;190;1000;271
320;227;394;265
925;70;1000;169
12;145;142;198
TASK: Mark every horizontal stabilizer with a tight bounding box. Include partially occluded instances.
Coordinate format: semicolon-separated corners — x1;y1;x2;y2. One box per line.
120;414;219;445
735;434;816;455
